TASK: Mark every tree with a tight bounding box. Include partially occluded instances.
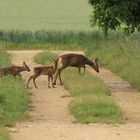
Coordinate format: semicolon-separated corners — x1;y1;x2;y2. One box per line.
88;0;140;37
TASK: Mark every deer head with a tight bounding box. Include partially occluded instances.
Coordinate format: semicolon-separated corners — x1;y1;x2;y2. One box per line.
23;61;30;72
92;58;99;73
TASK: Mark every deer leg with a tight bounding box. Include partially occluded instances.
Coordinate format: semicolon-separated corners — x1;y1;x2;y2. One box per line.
78;67;81;74
82;65;86;75
48;76;51;88
50;76;55;88
58;72;63;85
57;67;66;85
79;65;86;75
53;71;59;85
27;74;39;88
33;75;40;88
53;66;66;85
27;75;35;88
53;67;65;85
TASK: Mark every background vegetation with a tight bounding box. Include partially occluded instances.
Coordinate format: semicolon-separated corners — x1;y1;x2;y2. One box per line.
89;0;140;36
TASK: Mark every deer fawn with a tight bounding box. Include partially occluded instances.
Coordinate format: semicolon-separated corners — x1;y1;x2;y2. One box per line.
53;53;99;85
0;61;30;77
27;59;58;88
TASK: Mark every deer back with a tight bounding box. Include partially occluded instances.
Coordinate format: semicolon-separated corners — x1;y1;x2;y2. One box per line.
0;61;30;76
34;59;58;76
59;54;87;67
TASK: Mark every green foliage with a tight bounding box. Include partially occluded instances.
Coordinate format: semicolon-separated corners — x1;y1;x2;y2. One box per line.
89;0;140;36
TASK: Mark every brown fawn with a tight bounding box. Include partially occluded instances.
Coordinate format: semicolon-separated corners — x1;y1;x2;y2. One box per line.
53;53;99;85
27;59;58;88
0;61;30;77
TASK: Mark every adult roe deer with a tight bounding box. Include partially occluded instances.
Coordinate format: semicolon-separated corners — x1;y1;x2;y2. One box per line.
53;53;99;85
0;61;30;77
27;59;58;88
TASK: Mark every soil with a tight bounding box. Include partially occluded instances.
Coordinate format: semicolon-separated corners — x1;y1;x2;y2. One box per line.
8;50;140;140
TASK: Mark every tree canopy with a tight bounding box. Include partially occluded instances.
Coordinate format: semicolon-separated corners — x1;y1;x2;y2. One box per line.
88;0;140;36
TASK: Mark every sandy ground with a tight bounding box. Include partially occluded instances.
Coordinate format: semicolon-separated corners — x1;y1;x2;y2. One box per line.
8;50;140;140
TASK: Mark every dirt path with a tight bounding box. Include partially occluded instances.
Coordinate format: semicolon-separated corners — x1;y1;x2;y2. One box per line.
8;50;140;140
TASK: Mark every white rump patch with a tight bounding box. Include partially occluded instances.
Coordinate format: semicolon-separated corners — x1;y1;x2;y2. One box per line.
58;57;63;68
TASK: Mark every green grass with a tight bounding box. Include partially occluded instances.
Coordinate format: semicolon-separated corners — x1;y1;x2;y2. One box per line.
0;46;11;67
91;39;140;91
0;0;92;31
0;127;10;140
34;51;123;124
69;96;122;124
63;69;123;124
0;48;30;126
0;76;30;126
34;51;58;65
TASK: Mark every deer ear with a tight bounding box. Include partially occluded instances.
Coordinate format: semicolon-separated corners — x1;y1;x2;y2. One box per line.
23;61;26;65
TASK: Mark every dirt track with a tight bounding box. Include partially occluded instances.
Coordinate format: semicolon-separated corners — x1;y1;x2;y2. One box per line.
9;50;140;140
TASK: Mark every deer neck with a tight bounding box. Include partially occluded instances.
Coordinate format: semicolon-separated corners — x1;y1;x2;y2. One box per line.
18;66;26;73
86;59;94;67
54;59;58;72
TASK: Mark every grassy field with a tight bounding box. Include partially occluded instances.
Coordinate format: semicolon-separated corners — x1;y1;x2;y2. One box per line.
0;47;30;127
0;0;92;31
34;51;123;124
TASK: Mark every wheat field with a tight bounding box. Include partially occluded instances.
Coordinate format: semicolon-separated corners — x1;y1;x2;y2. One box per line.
0;0;92;31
